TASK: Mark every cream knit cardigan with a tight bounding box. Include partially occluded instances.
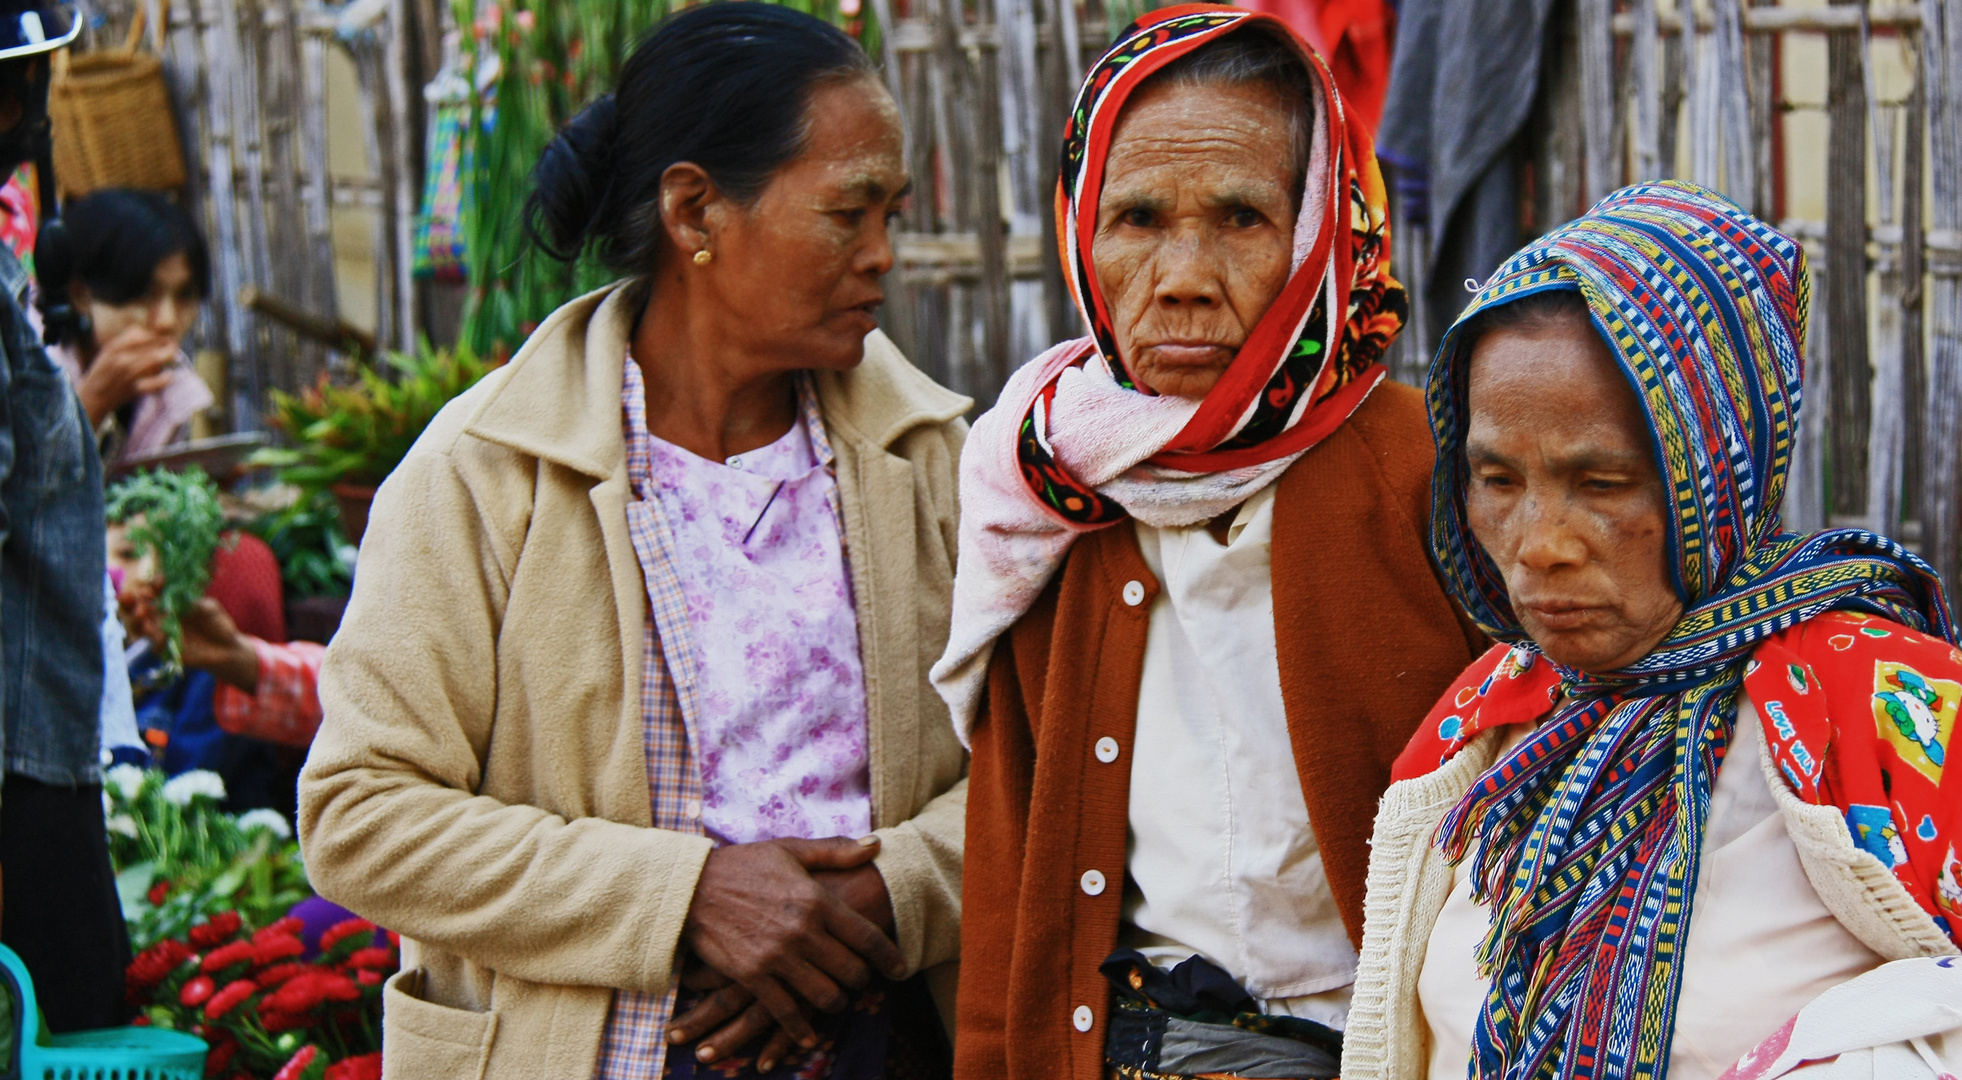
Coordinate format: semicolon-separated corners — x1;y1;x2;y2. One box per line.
1340;722;1961;1080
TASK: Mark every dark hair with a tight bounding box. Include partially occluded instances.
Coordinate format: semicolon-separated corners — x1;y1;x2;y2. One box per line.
525;2;877;275
1456;287;1594;350
1138;28;1316;204
36;188;211;344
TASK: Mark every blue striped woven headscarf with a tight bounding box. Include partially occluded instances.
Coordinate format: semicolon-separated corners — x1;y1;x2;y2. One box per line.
1426;180;1955;1080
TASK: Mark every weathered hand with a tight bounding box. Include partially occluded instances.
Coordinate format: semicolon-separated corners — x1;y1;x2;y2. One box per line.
671;861;897;1068
679;837;904;1051
672;861;897;1069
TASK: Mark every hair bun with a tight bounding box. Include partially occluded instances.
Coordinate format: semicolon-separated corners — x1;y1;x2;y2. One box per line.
526;93;621;260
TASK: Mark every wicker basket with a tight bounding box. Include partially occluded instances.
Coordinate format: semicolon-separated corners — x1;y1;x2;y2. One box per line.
49;10;187;198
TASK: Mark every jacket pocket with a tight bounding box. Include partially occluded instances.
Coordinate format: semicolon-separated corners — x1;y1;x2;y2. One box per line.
382;968;498;1080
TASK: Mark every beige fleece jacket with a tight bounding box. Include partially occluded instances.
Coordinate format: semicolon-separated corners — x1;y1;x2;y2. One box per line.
297;283;972;1080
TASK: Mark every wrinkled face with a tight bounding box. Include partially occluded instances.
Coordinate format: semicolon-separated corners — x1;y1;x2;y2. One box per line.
78;252;200;353
1093;79;1299;399
1464;311;1684;673
704;76;907;373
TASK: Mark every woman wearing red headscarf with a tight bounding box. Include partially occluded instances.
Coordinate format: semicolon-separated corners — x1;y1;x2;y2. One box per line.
933;8;1480;1079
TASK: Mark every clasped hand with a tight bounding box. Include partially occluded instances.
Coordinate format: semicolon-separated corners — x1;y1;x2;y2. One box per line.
672;835;902;1071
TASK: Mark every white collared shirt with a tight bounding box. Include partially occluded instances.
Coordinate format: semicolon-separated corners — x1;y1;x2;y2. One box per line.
1123;484;1360;1029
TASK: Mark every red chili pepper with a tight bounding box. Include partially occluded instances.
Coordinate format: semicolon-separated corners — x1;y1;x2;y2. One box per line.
178;975;216;1007
203;979;257;1020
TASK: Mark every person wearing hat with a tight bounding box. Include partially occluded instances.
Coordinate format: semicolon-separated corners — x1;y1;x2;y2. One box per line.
0;0;131;1034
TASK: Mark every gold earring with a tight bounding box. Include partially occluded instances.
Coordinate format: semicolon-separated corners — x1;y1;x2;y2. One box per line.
693;249;713;266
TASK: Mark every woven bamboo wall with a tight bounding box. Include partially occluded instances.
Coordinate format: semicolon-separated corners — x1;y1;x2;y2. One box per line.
76;0;434;433
1377;0;1962;593
879;0;1962;592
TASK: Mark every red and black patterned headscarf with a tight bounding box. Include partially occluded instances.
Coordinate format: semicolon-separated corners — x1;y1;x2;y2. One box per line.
1018;3;1407;525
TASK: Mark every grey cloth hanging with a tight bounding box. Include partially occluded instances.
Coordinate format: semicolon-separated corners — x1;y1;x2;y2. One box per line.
1377;0;1557;349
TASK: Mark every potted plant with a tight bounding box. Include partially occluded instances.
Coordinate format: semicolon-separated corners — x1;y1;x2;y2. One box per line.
253;342;493;546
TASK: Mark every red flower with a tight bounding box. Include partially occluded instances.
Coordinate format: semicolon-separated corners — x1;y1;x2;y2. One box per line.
126;939;193;988
260;1009;308;1032
325;1052;383;1080
343;947;396;971
178;976;216;1007
189;911;244;948
256;962;312;989
251;934;306;966
261;971;361;1016
354;969;383;987
318;918;376;953
201;941;256;974
205;1036;238;1074
272;1045;322;1080
147;879;171;905
253;917;306;944
203;979;257;1020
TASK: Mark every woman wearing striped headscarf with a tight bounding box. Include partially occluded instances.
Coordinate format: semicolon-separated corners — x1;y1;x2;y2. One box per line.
938;7;1482;1079
1342;181;1962;1080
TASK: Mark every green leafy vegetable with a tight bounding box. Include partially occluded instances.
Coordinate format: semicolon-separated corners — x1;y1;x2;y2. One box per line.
250;340;493;495
107;467;229;668
246;489;357;599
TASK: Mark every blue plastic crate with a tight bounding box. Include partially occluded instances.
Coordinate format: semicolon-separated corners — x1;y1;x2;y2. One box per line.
0;943;207;1080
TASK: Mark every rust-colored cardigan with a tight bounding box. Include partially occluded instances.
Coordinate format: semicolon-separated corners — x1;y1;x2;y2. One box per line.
953;380;1483;1080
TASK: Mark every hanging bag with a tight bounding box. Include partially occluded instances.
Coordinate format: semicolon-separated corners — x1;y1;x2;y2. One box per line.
49;5;188;198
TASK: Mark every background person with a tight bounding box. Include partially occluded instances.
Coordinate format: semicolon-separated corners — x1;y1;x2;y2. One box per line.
1342;181;1962;1080
938;9;1481;1080
109;516;324;815
0;0;129;1035
299;6;970;1078
37;187;213;466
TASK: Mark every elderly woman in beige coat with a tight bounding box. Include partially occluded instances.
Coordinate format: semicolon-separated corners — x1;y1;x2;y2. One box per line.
297;7;966;1079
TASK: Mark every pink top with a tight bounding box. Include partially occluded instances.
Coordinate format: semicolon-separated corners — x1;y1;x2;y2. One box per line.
623;359;873;847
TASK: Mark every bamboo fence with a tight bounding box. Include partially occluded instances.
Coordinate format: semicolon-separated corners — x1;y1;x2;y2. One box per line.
72;0;1962;587
73;0;436;433
875;0;1962;587
1375;0;1962;592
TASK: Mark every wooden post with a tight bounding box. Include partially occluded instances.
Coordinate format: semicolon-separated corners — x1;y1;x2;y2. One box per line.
1826;0;1871;517
1919;0;1962;588
1632;0;1661;181
973;0;1013;403
1577;0;1616;205
1902;53;1926;530
1038;0;1075;345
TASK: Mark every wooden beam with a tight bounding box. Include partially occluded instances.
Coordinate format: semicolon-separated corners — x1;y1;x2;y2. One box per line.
1612;6;1920;34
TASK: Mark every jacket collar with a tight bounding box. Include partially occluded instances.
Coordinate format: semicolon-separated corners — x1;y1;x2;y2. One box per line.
461;280;971;478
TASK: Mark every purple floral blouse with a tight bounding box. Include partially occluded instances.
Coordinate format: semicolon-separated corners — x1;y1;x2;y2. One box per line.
623;359;873;846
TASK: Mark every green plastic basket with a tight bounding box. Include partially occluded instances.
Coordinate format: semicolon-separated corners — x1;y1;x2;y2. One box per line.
0;943;206;1080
